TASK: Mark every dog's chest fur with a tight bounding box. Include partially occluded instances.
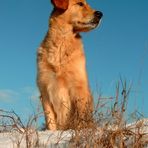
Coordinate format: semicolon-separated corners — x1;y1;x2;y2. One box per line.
38;29;86;75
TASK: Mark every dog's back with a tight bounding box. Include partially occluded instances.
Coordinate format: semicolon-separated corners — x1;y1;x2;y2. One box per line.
37;0;103;130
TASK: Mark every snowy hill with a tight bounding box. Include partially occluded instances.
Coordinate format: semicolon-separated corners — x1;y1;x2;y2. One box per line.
0;119;148;148
0;130;72;148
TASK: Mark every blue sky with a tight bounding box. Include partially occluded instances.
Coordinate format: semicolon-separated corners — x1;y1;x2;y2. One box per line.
0;0;148;123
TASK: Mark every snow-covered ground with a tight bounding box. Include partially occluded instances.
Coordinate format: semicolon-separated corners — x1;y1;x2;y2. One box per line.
0;119;148;148
0;130;72;148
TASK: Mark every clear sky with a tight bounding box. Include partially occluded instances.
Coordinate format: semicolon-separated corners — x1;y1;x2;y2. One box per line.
0;0;148;123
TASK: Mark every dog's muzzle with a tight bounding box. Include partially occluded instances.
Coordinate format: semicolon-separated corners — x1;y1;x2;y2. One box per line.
94;11;103;19
92;11;103;25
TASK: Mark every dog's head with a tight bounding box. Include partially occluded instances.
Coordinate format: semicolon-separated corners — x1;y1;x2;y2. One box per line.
51;0;103;32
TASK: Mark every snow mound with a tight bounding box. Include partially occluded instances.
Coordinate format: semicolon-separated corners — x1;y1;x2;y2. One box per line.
0;119;148;148
0;130;72;148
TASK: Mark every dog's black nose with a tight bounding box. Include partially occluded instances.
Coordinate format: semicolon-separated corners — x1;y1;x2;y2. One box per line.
94;11;103;19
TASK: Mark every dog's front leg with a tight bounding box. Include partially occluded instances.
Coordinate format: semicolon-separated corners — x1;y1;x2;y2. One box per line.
48;78;71;130
73;86;94;121
40;95;57;130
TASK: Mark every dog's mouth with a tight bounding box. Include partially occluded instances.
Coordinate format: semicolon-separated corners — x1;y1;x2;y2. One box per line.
78;19;100;27
73;19;100;32
73;11;103;32
74;13;102;32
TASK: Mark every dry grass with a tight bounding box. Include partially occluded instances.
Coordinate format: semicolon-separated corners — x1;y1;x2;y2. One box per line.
0;109;43;147
69;80;148;147
0;80;148;147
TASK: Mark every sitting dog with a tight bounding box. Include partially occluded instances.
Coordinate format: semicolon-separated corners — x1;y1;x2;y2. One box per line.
37;0;103;130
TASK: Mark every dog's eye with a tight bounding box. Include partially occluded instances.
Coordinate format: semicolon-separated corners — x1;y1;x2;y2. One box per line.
77;2;84;7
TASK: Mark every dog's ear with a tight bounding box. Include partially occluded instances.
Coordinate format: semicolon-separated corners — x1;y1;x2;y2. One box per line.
51;0;69;10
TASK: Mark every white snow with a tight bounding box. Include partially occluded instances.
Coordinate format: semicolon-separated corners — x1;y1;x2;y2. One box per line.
0;130;73;148
0;119;147;148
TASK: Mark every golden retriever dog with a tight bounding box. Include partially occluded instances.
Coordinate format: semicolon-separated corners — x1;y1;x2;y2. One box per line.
37;0;103;130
